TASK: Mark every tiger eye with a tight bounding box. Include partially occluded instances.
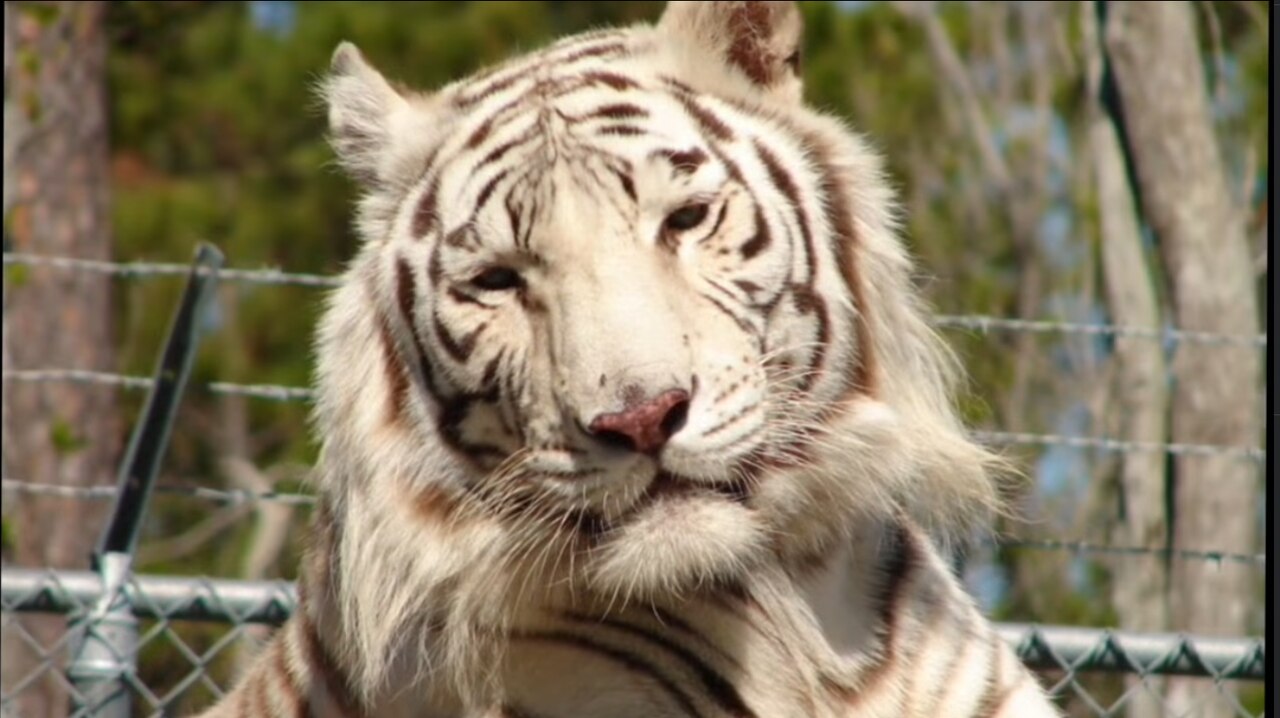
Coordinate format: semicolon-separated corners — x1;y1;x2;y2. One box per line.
665;204;710;231
470;266;524;291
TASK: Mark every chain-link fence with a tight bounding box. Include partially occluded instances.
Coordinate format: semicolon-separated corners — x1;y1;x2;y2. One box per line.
0;567;1267;717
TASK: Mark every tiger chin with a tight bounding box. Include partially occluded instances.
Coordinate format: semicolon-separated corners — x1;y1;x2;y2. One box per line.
195;2;1063;717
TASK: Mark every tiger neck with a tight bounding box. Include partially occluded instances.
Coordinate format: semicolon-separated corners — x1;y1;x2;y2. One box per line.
299;450;906;706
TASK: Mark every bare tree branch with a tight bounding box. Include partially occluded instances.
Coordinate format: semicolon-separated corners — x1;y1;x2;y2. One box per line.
1082;6;1171;716
136;503;253;565
1105;3;1262;716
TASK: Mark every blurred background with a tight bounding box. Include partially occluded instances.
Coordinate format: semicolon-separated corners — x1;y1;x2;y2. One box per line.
1;1;1267;717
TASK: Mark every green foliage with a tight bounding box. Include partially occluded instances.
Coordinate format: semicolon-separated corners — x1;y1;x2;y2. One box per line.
5;263;30;289
49;418;87;455
0;517;13;554
18;2;61;28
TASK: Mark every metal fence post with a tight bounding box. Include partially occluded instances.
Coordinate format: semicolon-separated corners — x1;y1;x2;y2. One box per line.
66;244;223;717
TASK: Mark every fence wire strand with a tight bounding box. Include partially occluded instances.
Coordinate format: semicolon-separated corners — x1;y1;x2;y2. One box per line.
5;251;1267;347
0;478;1266;567
3;367;1264;462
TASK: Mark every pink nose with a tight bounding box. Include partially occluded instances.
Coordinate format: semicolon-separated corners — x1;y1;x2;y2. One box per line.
587;388;691;455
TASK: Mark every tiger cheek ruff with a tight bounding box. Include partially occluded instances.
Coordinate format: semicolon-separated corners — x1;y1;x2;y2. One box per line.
193;2;1062;717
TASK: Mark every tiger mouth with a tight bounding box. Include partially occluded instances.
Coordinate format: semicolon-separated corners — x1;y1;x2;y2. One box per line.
646;471;752;506
568;471;752;542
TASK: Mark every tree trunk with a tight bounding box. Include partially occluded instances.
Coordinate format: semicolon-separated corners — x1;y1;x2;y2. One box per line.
1081;6;1169;718
1;3;118;717
1104;3;1262;716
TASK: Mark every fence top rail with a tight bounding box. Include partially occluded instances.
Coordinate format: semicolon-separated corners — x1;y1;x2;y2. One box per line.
4;251;1267;347
0;568;1264;680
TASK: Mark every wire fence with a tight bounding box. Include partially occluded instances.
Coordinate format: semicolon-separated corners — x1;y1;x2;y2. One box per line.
0;477;1268;567
4;251;1270;347
0;569;1267;717
1;251;1267;717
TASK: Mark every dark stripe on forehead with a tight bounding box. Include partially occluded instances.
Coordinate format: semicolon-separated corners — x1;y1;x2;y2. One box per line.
672;92;735;142
476;168;511;211
465;95;535;153
589;103;650;121
478;125;538;170
504;189;540;250
653;147;709;174
557;40;630;64
455;65;537;109
597;125;646;137
456;38;631;108
660;75;697;95
579;70;640;91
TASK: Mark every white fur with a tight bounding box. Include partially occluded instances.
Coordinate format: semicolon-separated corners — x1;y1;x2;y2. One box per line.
197;4;1058;717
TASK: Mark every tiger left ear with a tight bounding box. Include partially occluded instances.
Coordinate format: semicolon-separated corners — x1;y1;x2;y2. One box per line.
322;41;414;186
658;1;804;101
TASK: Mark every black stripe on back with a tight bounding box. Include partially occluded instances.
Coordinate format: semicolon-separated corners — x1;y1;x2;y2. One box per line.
512;630;705;718
844;521;920;707
972;630;1015;716
297;614;366;718
560;612;757;718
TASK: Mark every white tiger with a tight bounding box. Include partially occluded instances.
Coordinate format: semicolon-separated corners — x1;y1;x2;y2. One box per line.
196;2;1061;716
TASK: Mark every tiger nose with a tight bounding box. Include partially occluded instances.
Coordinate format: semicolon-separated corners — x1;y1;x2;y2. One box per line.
587;388;691;456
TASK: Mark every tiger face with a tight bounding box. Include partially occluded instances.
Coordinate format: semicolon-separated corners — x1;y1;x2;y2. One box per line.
318;1;993;607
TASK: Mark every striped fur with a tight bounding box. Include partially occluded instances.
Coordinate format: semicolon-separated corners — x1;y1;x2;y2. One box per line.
196;3;1060;716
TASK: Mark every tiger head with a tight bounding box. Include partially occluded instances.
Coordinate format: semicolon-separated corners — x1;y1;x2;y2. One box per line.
315;1;1001;620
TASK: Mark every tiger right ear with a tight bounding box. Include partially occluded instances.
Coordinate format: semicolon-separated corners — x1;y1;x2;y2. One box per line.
658;1;804;102
322;41;413;186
